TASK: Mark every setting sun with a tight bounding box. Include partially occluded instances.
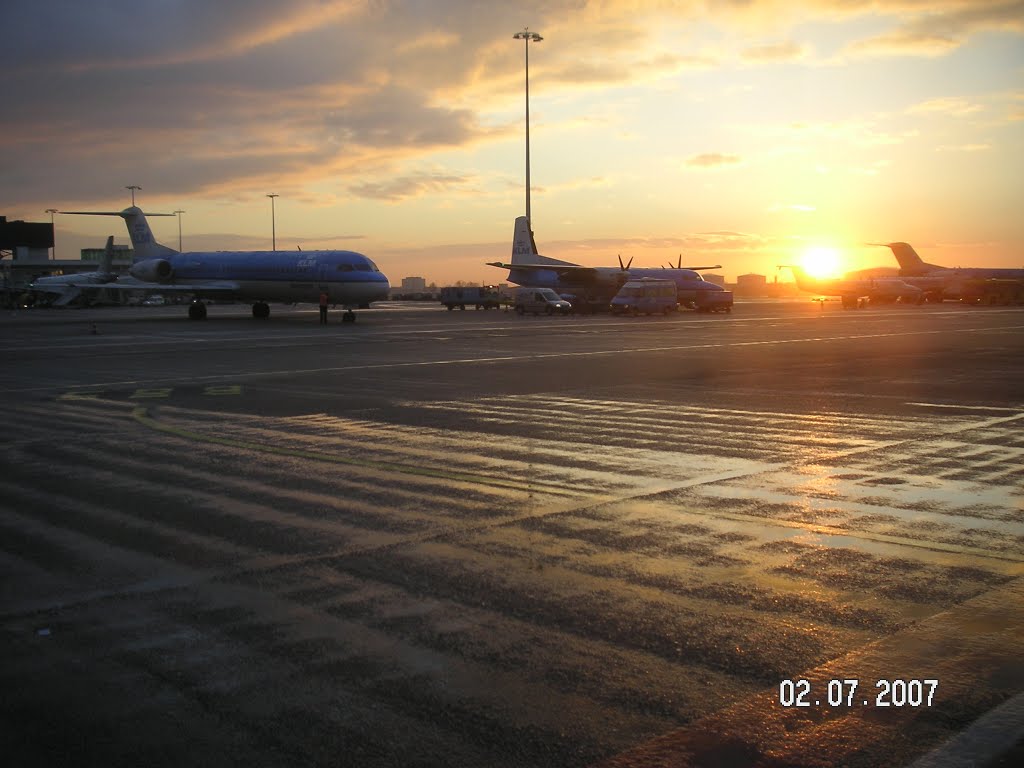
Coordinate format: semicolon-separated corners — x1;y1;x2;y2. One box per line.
801;246;842;279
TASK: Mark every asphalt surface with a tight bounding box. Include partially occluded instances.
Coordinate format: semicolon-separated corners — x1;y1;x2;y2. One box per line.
1;299;1022;767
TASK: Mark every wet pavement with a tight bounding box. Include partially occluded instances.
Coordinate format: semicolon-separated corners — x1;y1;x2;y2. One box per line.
1;300;1022;766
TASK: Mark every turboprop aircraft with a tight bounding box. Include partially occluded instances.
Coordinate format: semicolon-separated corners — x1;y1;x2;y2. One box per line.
487;217;726;309
58;207;390;320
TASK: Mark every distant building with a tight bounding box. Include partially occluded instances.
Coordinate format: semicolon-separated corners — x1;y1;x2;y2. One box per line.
735;273;767;295
401;276;427;292
82;244;134;262
0;215;53;262
702;273;725;287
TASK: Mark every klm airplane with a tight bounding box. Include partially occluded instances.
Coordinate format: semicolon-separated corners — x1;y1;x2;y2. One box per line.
59;207;390;320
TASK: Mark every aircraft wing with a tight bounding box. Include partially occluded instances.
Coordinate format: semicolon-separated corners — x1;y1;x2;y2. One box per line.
486;261;598;276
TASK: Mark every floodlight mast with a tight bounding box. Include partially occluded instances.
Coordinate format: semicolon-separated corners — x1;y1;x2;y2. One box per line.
266;194;279;251
513;28;542;228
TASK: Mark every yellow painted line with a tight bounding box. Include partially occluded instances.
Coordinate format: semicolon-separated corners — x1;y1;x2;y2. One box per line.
130;388;173;399
57;391;103;400
130;406;579;497
203;385;242;396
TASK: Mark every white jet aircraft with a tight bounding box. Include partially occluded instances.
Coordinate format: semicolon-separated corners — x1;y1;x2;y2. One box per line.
28;236;119;306
59;207;390;320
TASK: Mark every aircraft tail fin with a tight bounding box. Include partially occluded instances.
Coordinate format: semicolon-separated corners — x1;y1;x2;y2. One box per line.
60;207;178;262
510;216;575;267
100;235;114;274
778;264;816;292
871;242;944;276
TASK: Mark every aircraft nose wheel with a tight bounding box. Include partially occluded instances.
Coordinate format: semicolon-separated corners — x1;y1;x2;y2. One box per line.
343;310;356;322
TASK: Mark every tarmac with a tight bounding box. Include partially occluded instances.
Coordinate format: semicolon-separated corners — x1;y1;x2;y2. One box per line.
1;298;1022;767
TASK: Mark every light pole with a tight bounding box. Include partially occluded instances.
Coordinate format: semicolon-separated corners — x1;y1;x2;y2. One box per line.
173;210;185;252
266;194;279;251
513;27;542;226
45;208;57;260
126;185;141;205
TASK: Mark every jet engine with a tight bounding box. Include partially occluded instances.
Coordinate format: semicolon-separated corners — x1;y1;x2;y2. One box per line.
130;259;173;282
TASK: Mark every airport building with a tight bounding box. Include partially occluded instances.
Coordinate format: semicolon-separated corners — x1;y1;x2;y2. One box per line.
400;276;427;293
736;273;767;292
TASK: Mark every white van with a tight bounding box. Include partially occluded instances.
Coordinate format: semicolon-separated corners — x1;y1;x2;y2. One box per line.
514;287;572;316
609;279;678;315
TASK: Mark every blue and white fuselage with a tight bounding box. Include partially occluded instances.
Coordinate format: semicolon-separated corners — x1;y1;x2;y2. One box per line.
60;206;390;320
124;249;389;306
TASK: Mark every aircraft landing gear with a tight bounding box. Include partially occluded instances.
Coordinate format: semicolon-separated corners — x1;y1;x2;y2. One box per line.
252;301;270;318
342;310;356;322
188;300;207;320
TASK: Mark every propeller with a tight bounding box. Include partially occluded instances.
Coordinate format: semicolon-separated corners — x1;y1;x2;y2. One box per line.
617;254;633;271
662;254;721;271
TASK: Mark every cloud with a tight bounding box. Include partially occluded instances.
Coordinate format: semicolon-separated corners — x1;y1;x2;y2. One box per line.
842;0;1024;58
936;143;992;152
1;0;1021;218
348;171;475;202
686;153;742;168
908;97;984;116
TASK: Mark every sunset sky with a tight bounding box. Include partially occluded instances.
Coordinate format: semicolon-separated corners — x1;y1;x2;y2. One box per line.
2;0;1022;284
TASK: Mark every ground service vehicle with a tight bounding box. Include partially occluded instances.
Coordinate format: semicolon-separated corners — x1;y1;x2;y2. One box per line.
514;287;572;315
694;290;734;313
609;279;678;316
440;285;501;310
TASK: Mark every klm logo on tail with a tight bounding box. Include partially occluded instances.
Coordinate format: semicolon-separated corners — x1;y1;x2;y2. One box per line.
131;219;152;245
511;216;541;264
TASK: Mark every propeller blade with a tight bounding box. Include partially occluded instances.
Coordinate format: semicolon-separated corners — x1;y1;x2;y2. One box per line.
617;254;625;270
626;256;633;270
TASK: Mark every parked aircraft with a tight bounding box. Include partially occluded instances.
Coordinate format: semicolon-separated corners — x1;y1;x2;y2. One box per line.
28;236;119;306
876;242;1024;301
487;217;726;310
782;265;922;308
59;207;390;320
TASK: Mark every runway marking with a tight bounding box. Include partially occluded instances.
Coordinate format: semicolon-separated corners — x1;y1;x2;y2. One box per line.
56;391;102;401
10;320;1024;396
909;689;1024;768
129;387;173;399
594;577;1024;768
203;385;242;396
908;402;1024;412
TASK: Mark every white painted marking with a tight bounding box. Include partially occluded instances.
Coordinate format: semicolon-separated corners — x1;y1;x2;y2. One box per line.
909;691;1024;768
907;402;1024;412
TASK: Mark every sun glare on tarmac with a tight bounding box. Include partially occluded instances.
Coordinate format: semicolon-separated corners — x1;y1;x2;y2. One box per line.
801;246;842;279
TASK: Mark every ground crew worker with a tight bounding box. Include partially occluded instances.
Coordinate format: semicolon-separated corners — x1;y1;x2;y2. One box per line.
319;291;329;324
